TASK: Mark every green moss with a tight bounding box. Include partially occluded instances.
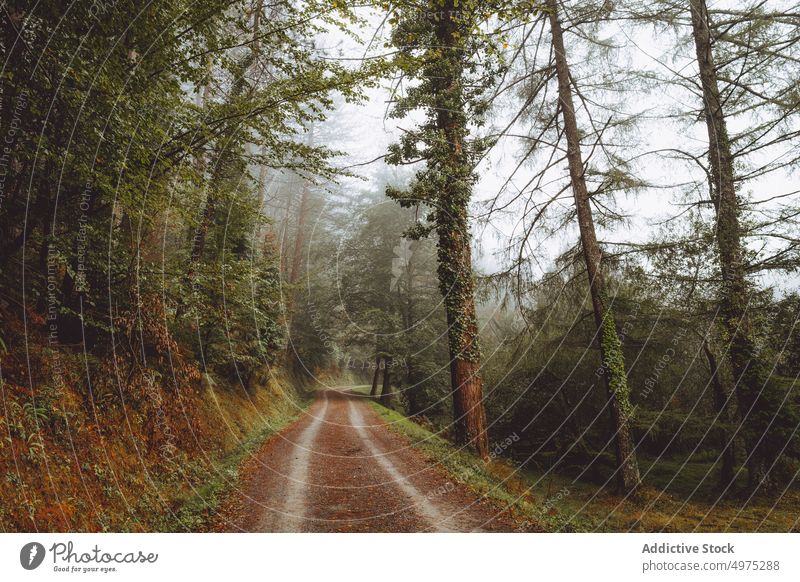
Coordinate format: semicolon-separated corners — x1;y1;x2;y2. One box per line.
600;307;634;420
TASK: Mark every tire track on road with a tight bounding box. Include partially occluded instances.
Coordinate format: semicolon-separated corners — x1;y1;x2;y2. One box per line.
260;391;329;531
347;398;456;532
220;388;519;532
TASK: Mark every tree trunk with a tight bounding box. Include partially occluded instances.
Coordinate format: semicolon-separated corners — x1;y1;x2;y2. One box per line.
284;175;310;367
279;196;293;279
689;0;787;488
289;178;309;285
189;196;215;267
184;58;214;289
547;0;640;494
289;126;315;286
702;337;737;490
370;355;382;398
433;1;489;460
380;357;394;407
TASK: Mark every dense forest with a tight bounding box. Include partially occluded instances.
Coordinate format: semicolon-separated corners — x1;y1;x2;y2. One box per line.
0;0;798;532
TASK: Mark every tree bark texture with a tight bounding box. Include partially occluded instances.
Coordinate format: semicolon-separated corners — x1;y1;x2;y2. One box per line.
547;0;640;493
433;0;489;460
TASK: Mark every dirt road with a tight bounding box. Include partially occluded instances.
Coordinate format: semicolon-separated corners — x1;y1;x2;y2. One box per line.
215;388;520;532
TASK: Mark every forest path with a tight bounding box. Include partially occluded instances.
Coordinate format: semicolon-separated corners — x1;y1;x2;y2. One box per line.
215;387;520;532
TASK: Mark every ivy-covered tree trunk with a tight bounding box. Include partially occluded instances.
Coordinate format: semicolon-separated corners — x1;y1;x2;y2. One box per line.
432;1;489;460
688;0;796;489
439;221;488;458
181;75;218;325
386;0;491;458
547;0;640;494
285;175;312;368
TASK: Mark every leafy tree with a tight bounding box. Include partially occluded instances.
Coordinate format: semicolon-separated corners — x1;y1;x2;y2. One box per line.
338;189;450;418
383;0;512;458
627;0;800;489
0;0;375;385
541;0;641;493
481;0;644;493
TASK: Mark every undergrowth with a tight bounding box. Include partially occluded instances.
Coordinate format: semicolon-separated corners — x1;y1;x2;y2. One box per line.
367;399;800;532
155;397;311;532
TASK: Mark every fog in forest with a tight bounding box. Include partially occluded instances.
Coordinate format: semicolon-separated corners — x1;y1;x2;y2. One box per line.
1;0;798;534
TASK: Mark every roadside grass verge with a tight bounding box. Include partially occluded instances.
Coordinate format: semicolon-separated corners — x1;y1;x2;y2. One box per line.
343;385;372;396
151;392;313;532
366;400;568;532
367;400;800;532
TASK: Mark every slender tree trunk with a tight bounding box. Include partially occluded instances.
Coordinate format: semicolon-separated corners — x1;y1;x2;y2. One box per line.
288;124;315;286
252;0;263;54
283;174;310;367
702;337;737;490
689;0;781;488
370;355;382;398
432;1;489;460
402;244;421;416
289;178;309;285
189;197;215;267
547;0;640;494
279;196;293;279
184;57;214;289
186;23;261;285
380;357;394;407
284;175;310;370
